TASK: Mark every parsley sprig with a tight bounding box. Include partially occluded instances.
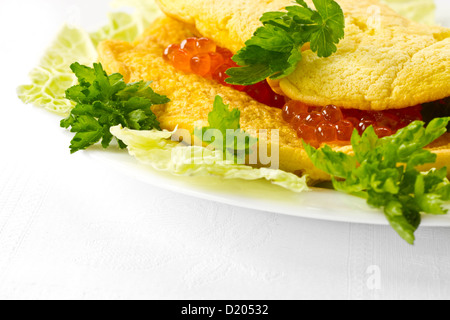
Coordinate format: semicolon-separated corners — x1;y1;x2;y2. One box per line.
195;96;257;162
226;0;345;85
304;118;450;244
61;63;169;153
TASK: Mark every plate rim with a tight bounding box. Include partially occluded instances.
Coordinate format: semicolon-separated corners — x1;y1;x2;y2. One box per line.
85;149;450;228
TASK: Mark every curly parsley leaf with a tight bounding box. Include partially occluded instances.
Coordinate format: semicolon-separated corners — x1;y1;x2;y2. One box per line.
226;0;345;85
61;63;169;153
195;95;258;163
304;118;450;245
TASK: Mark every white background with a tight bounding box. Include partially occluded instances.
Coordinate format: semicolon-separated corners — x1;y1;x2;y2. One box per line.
0;0;449;300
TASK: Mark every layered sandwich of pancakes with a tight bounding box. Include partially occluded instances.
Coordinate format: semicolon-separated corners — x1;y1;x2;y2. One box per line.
98;0;450;181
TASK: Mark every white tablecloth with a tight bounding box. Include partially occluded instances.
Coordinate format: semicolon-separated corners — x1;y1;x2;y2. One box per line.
0;0;449;300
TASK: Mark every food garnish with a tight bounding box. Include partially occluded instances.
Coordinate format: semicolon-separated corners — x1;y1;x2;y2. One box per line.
61;62;170;153
304;118;450;244
163;37;285;108
194;95;258;162
226;0;345;85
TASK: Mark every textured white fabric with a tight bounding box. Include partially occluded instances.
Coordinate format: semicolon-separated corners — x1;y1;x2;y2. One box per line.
0;0;449;300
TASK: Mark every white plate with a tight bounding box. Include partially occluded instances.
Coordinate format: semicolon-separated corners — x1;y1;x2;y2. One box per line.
87;149;450;227
85;0;450;228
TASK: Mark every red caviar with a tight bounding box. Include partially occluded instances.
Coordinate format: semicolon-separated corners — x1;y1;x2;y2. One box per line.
163;37;285;109
282;102;423;145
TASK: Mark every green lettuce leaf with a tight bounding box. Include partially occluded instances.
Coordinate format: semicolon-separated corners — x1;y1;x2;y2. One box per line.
382;0;436;25
17;25;97;115
110;126;309;192
17;0;161;116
